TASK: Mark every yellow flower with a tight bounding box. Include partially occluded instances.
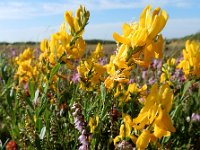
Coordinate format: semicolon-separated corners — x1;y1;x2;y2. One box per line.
77;60;106;91
177;40;200;78
90;43;103;60
16;48;33;63
112;5;167;68
132;83;175;135
40;39;49;53
131;26;148;47
64;6;89;35
113;114;137;145
167;58;176;66
104;67;131;90
113;44;130;69
117;83;147;105
89;116;99;133
136;130;151;149
160;58;176;85
64;11;75;31
15;48;38;84
153;124;170;139
140;5;168;40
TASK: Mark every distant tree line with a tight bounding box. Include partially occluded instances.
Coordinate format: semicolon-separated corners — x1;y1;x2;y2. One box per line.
0;39;116;46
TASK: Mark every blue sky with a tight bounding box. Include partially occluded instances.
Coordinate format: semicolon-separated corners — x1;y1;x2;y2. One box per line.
0;0;200;42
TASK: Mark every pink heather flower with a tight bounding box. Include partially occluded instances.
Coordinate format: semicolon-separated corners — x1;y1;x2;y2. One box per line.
72;72;80;84
72;103;89;150
142;70;147;80
99;57;108;65
79;145;88;150
24;82;30;96
129;78;136;84
78;134;88;146
151;59;162;70
116;140;135;150
157;60;162;70
148;77;155;85
139;97;145;103
191;113;200;122
11;48;16;57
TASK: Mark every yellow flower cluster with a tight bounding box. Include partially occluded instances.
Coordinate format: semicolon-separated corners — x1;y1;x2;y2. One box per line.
15;48;37;84
77;44;106;91
114;83;176;149
105;5;168;107
177;40;200;78
39;5;89;67
113;5;167;67
133;85;175;149
15;6;90;91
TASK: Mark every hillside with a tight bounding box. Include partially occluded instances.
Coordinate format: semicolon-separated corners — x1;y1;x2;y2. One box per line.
165;32;200;58
182;32;200;41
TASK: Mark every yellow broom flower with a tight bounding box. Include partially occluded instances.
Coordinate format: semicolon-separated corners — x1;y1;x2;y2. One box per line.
113;114;137;145
177;40;200;78
132;83;175;134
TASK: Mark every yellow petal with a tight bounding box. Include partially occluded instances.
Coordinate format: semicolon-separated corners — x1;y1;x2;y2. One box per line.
122;23;131;36
128;83;138;93
139;5;152;27
113;136;121;145
64;11;75;29
136;130;151;149
113;32;131;45
154;124;171;139
130;135;137;144
160;84;173;112
155;108;176;132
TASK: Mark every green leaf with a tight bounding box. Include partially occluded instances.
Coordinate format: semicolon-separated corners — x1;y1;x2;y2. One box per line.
36;117;43;131
50;63;60;81
7;91;13;107
198;82;200;98
27;108;34;122
100;83;106;101
181;81;191;100
171;104;182;119
25;97;34;110
39;100;47;116
39;126;46;140
28;80;35;99
1;65;9;82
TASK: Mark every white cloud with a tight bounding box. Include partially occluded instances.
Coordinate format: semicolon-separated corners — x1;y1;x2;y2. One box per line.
0;0;194;20
0;0;199;42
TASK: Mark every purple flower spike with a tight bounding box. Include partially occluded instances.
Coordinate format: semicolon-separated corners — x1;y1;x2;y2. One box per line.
72;103;89;150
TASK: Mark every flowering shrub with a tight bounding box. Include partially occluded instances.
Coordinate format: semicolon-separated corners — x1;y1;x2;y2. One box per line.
0;4;200;150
